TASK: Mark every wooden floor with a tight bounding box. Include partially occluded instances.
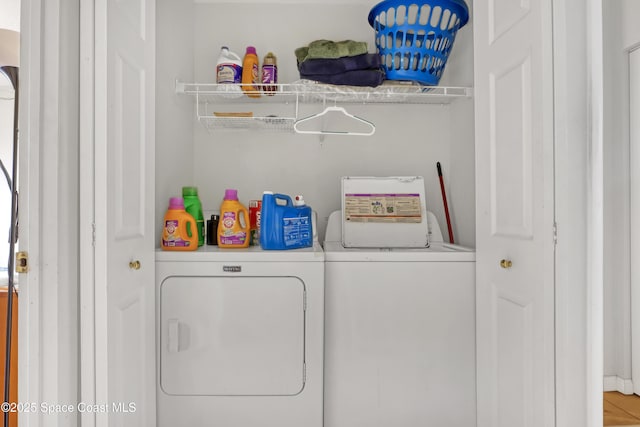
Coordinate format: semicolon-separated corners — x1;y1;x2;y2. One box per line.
605;392;640;426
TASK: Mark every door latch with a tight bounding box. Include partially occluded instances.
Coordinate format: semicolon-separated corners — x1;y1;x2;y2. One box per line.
16;251;28;273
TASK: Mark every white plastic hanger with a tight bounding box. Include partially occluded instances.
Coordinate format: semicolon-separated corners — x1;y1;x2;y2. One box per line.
294;106;376;136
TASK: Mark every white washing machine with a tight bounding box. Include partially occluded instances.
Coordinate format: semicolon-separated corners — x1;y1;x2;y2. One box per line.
155;242;324;427
323;210;476;427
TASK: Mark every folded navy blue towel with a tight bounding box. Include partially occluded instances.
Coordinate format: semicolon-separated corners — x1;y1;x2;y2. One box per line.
300;69;386;87
298;54;382;76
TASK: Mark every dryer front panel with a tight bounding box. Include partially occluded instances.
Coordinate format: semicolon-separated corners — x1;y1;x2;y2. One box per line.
160;276;305;396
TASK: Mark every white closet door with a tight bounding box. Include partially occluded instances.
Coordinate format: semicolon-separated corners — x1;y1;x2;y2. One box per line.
93;0;156;425
474;0;556;426
630;47;640;396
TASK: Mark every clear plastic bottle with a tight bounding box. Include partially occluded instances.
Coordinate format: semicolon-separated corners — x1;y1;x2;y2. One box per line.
241;46;261;98
262;52;278;96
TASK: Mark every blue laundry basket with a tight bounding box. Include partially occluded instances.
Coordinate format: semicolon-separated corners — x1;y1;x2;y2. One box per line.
368;0;469;85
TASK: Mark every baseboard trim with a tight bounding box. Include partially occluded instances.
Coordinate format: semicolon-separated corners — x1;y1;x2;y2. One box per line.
604;376;634;394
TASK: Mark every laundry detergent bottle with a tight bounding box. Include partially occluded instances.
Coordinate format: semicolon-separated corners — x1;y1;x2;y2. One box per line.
261;52;278;95
182;186;205;247
216;46;243;97
241;46;261;98
216;46;242;84
217;189;250;248
161;197;198;251
260;192;313;250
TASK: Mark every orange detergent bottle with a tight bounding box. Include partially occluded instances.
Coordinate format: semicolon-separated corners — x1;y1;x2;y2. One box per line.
161;197;198;251
218;189;250;248
241;46;261;98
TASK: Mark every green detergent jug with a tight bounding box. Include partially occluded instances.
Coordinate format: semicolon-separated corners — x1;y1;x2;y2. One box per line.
182;186;205;247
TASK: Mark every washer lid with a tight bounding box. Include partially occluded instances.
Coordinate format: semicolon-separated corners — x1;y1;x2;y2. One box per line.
323;241;475;262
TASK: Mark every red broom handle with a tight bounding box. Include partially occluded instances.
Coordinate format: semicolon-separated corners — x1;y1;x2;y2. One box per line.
437;162;454;244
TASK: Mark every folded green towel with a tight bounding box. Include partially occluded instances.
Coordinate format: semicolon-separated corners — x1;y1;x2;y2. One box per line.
295;40;369;62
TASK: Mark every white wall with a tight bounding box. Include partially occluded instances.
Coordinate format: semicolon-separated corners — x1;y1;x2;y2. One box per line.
156;0;196;243
603;0;628;381
446;1;475;247
0;0;20;281
156;1;476;245
0;83;14;279
603;0;640;387
621;0;640;51
552;0;591;421
0;1;19;32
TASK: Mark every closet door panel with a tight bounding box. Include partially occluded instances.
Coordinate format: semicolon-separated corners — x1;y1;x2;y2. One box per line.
474;0;556;426
93;0;156;425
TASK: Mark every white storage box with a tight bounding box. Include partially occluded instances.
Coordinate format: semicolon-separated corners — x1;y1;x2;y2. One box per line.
341;176;429;248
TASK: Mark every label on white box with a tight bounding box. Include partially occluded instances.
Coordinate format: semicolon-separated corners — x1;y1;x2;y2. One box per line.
341;177;429;248
344;193;422;223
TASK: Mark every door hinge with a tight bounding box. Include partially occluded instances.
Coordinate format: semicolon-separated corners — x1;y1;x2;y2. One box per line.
553;222;558;245
92;222;96;247
16;251;28;273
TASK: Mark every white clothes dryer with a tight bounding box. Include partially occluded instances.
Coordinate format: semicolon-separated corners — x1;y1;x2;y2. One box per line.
323;210;476;427
155;243;324;427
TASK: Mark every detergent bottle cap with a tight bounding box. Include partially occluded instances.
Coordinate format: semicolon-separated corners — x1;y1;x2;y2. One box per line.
246;46;257;55
263;52;277;65
293;195;306;206
182;186;199;197
224;189;238;200
263;190;274;195
169;197;184;209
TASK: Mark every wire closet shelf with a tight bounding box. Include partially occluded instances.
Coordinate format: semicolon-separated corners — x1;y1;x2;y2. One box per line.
175;80;472;132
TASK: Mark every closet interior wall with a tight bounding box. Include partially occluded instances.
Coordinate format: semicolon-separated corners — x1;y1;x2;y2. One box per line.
156;0;477;245
603;0;640;390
